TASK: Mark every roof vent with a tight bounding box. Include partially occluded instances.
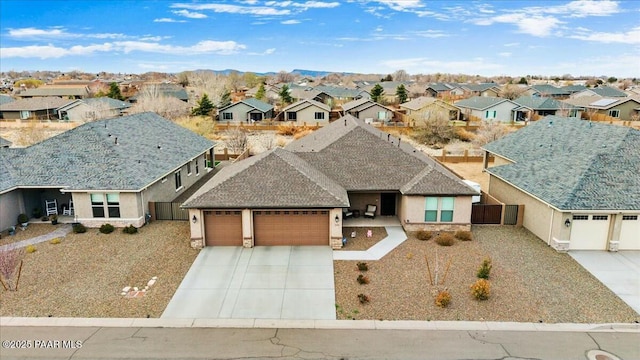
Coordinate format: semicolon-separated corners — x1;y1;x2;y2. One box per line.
387;134;390;141
344;118;347;126
398;138;401;147
114;137;118;145
157;145;162;149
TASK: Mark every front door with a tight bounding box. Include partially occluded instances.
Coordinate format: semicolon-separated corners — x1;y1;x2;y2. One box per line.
380;193;396;216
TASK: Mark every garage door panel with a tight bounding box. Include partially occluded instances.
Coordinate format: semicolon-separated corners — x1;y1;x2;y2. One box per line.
205;210;242;246
619;215;640;250
254;210;329;246
569;214;609;250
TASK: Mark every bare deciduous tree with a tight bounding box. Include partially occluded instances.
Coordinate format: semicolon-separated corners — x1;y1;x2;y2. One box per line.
392;69;410;82
129;84;190;120
500;84;526;100
274;71;295;84
412;110;455;147
472;121;514;147
187;71;227;105
224;127;248;154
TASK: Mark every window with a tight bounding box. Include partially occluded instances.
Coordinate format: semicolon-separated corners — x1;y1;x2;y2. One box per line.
222;112;233;120
20;110;30;120
377;111;386;120
608;109;620;118
440;197;454;222
287;112;297;120
425;197;438;222
175;170;182;190
91;194;105;218
187;162;192;175
485;110;497;119
592;215;608;220
572;215;588;220
106;193;120;218
195;159;199;175
622;215;638;220
314;112;325;120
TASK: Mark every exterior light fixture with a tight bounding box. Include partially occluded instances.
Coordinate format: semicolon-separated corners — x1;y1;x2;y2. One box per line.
335;214;340;224
564;219;571;227
192;215;197;224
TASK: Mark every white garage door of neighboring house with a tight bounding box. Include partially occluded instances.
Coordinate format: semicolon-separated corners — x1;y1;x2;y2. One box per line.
569;214;610;250
619;215;640;250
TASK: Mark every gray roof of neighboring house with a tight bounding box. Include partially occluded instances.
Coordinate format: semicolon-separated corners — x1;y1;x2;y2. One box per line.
426;83;453;92
182;147;349;208
588;86;627;97
531;85;570;96
130;85;189;101
313;85;367;99
18;86;89;97
220;98;273;113
399;96;437;111
84;97;131;109
454;96;514;110
561;85;587;93
513;96;581;110
0;95;15;106
0;97;74;111
483;116;640;210
282;98;330;112
0;112;214;193
461;83;499;92
0;137;12;147
342;98;372;112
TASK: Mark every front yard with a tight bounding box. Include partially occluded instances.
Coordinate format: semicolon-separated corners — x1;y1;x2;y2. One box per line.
334;226;639;323
0;221;198;318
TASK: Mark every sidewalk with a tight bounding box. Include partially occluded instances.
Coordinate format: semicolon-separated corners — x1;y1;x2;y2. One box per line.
0;224;72;251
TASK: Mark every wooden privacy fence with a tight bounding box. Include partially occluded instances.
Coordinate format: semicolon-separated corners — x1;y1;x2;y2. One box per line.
150;201;189;221
471;192;523;225
471;204;502;224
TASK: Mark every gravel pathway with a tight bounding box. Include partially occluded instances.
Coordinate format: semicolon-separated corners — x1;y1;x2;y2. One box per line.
0;224;72;251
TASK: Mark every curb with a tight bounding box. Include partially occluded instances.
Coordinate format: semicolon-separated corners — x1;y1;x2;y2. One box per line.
2;317;638;332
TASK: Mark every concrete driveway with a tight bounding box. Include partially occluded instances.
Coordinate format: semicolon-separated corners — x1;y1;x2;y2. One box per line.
569;251;640;315
162;246;336;320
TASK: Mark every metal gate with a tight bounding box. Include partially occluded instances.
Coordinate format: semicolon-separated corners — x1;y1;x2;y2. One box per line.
471;204;502;224
154;202;189;221
503;205;519;225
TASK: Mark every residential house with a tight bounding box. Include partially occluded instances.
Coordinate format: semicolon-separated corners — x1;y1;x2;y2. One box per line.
0;112;215;231
454;96;519;122
512;96;583;121
564;95;640;121
280;99;330;124
425;83;456;98
528;84;571;99
56;97;131;122
572;86;628;98
483;116;639;251
0;97;74;120
561;84;587;95
182;115;477;248
341;98;395;122
355;81;412;103
218;98;274;122
0;94;15;106
312;85;370;105
399;96;460;122
459;83;501;97
16;85;90;99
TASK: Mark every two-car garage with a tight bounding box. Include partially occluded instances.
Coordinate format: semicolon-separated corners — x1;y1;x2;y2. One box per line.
569;214;640;250
203;209;330;247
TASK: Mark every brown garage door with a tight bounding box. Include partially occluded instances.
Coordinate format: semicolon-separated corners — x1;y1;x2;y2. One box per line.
253;210;329;246
204;210;242;246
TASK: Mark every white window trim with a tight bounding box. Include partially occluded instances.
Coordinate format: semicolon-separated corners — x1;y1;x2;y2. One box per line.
424;197;455;223
187;161;192;176
175;170;183;192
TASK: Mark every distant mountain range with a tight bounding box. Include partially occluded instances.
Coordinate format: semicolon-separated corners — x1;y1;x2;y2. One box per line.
192;69;356;77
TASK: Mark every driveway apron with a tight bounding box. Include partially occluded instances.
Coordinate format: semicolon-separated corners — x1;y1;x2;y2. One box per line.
162;246;336;320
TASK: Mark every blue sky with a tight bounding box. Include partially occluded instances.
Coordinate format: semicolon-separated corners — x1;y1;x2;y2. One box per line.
1;0;638;77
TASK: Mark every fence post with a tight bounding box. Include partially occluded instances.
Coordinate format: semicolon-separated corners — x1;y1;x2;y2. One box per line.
223;148;228;160
442;148;446;162
148;202;157;221
463;149;468;162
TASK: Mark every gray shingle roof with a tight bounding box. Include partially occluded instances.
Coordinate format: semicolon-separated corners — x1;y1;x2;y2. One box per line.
461;83;499;92
312;85;366;99
0;97;74;111
342;98;372;111
220;98;273;113
281;98;330;112
182;147;349;208
531;85;570;96
400;97;437;111
483;116;640;210
454;96;513;110
0;112;215;192
588;86;627;97
18;86;89;97
0;95;15;106
513;96;580;110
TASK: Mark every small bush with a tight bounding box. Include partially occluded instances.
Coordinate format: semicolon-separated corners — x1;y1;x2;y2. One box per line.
99;223;115;234
17;213;29;224
455;230;472;241
471;279;491;300
454;127;476;142
26;245;37;253
357;293;370;304
477;258;492;279
357;274;369;284
72;223;87;234
357;262;368;271
50;238;61;245
122;225;138;234
434;233;455;246
416;229;432;241
435;290;451;308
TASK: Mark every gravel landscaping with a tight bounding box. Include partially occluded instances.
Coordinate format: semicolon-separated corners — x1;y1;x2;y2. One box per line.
334;226;640;323
0;221;198;318
0;223;59;246
337;227;388;251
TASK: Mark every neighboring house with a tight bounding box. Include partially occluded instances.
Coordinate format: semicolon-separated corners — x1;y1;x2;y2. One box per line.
355;81;412;103
182;115;477;248
561;84;587;95
0;112;215;231
0;97;74;120
0;137;11;148
312;85;370;104
459;83;501;97
245;84;280;103
129;84;189;103
512;96;583;121
528;85;570;99
56;97;131;122
564;95;640;121
454;96;519;122
483;116;640;251
399;96;460;122
572;86;627;98
341;98;395;122
0;94;15;106
218;98;274;122
16;85;90;99
280;99;330;124
425;83;456;98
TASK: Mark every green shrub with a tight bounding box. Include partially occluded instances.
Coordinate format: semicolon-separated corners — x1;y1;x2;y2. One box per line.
471;279;491;300
357;274;369;285
17;213;28;224
357;262;368;271
477;258;492;279
435;290;451;308
26;245;37;253
357;293;370;304
72;223;87;234
434;233;455;246
99;223;115;234
455;230;472;241
416;229;432;241
122;225;138;234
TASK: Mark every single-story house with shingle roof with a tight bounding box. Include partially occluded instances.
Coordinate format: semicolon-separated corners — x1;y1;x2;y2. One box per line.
218;98;274;122
512;96;583;121
16;85;90;99
0;97;74;120
564;95;640;121
572;86;628;98
342;98;395;122
454;96;519;122
0;112;215;231
483;116;640;251
528;85;570;99
280;99;330;124
56;97;131;121
183;115;478;248
459;83;501;97
400;97;460;122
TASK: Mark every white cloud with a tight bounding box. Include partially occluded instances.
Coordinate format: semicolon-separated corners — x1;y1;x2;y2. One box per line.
570;26;640;44
171;3;291;16
153;18;186;23
292;1;340;9
8;27;129;40
171;9;207;18
381;57;503;73
498;52;512;57
474;13;562;37
8;27;66;37
411;30;449;38
375;0;423;11
248;47;276;55
546;0;620;17
503;42;520;47
281;19;301;24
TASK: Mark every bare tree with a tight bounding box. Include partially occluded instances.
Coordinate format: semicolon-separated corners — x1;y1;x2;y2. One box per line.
392;69;410;82
274;71;295;84
226;71;242;93
129;84;190;120
224;127;248;154
187;71;227;105
0;248;25;291
412;109;455;147
472;121;514;147
500;84;526;100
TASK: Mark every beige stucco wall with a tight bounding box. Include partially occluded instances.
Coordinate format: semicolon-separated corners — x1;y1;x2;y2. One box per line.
596;100;640;120
329;207;343;249
143;153;209;209
468;101;517;122
399;195;472;232
189;208;204;248
292;105;329;124
351;105;392;121
72;192;144;227
348;193;380;216
220;102;253;122
0;189;25;231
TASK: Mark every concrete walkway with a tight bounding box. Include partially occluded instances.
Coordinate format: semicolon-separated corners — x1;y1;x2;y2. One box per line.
0;224;72;251
570;251;640;315
333;226;407;261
